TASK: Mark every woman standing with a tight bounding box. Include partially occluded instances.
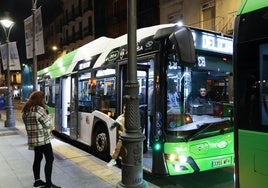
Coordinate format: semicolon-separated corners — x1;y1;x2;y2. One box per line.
22;91;60;188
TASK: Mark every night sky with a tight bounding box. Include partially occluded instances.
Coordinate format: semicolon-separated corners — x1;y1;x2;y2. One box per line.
0;0;62;62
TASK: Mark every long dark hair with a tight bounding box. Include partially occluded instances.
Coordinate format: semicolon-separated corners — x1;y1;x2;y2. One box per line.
22;91;46;113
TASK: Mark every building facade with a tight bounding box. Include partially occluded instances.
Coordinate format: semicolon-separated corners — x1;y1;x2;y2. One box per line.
159;0;241;34
38;0;95;70
38;0;160;70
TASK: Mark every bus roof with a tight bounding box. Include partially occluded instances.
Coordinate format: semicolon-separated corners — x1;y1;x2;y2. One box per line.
38;23;231;79
69;37;114;74
37;49;78;78
37;37;114;79
38;24;175;79
237;0;268;15
93;24;175;69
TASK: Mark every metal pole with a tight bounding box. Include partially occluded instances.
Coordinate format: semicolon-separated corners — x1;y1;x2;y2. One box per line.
0;22;15;127
116;0;147;187
32;0;37;91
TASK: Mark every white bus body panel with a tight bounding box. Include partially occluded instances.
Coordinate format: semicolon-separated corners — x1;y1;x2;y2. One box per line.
77;110;118;157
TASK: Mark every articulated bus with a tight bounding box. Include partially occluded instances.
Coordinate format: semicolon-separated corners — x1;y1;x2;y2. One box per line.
38;24;234;176
234;1;268;187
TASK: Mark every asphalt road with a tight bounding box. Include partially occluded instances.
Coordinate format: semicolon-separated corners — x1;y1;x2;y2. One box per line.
144;167;234;188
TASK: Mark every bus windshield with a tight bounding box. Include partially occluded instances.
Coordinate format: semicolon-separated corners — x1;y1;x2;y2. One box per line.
165;50;233;140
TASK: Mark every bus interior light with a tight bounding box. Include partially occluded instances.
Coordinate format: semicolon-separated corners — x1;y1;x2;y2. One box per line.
185;114;193;124
222;57;227;61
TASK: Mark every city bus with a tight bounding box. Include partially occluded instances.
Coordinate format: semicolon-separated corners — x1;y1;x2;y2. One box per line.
234;0;268;187
38;24;234;176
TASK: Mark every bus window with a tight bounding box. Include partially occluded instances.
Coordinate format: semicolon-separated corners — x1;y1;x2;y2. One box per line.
44;79;56;107
166;55;191;127
138;70;147;105
165;51;233;138
78;72;92;112
93;68;116;118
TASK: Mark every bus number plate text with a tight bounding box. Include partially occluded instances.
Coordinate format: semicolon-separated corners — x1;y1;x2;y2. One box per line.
212;158;231;167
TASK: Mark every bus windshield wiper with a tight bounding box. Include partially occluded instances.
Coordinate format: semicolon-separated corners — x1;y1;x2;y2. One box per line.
186;119;230;141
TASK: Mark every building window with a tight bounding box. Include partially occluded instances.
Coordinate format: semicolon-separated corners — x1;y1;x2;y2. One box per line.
12;74;17;83
72;4;75;19
202;1;215;30
88;16;93;35
79;22;83;39
65;29;69;43
113;0;119;17
65;10;68;22
72;26;75;42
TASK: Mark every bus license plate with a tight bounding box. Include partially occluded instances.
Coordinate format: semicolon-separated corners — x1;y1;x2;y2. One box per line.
212;158;231;167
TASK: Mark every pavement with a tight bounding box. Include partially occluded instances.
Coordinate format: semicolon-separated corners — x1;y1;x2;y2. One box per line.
0;100;159;188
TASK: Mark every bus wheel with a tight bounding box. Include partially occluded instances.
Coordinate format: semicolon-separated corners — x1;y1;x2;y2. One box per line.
93;126;110;160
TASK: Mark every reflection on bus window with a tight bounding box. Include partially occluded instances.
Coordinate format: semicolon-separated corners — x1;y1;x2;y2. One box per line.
167;78;180;107
260;48;268;126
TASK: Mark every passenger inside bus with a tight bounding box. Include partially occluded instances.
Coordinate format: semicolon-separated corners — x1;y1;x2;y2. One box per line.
193;87;211;105
148;81;154;147
191;86;213;115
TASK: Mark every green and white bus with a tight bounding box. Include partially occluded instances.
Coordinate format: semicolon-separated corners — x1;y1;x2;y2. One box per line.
234;0;268;187
38;24;234;176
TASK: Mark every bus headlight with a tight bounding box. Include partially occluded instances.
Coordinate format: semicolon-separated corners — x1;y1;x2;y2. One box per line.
168;154;178;161
165;154;188;163
179;155;188;163
165;154;189;172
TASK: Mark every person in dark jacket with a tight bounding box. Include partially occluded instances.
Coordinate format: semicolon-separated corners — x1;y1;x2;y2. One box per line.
193;87;210;105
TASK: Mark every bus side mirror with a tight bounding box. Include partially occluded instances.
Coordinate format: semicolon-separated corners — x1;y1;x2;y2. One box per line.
169;27;196;67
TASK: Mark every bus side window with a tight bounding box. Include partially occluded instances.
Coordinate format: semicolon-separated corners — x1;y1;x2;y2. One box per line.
78;75;93;112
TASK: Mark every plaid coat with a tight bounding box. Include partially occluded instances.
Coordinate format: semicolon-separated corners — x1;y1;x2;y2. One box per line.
22;105;51;150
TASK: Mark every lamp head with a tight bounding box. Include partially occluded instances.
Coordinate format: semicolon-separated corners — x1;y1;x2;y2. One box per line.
0;11;15;29
0;12;15;40
0;19;14;28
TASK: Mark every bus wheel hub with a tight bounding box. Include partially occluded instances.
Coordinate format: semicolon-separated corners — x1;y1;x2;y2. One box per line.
96;133;107;152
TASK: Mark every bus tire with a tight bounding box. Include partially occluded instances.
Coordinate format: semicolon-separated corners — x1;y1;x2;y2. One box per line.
92;125;110;160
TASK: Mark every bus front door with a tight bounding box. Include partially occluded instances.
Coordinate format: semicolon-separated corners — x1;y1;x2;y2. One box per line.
120;64;150;151
69;75;78;139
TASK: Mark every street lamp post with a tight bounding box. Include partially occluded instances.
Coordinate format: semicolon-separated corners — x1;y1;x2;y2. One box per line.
116;0;147;187
32;0;38;91
0;19;15;127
